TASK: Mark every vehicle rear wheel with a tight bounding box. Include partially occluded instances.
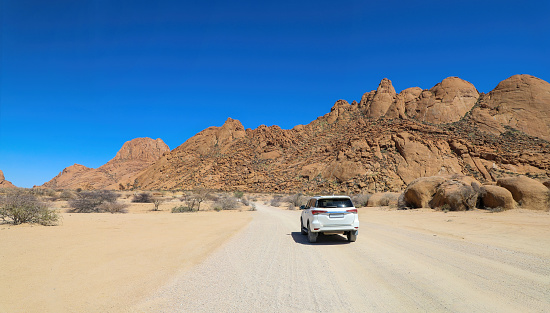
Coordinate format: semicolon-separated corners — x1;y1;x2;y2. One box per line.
300;218;307;235
307;223;318;243
347;230;357;242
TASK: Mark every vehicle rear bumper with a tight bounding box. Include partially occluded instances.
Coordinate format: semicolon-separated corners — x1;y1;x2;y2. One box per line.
310;221;359;233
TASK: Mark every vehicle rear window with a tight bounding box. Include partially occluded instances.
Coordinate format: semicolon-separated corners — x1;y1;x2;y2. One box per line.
317;199;353;208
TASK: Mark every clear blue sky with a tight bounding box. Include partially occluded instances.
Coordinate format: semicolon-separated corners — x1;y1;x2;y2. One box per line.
1;0;549;188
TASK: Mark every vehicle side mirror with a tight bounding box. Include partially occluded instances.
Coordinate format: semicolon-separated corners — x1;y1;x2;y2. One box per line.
299;205;306;210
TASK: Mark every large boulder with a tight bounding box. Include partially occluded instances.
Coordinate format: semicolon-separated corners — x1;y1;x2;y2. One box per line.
474;75;550;141
497;176;550;210
367;192;400;207
403;176;447;208
480;185;516;211
405;77;479;124
429;178;481;211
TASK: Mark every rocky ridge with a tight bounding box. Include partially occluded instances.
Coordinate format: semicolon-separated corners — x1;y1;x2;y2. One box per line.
45;75;550;193
43;138;169;190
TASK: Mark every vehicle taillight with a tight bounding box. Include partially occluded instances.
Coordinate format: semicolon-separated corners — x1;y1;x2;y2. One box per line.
346;209;357;213
311;210;326;215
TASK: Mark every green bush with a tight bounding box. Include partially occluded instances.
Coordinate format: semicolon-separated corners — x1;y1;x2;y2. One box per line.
0;190;60;225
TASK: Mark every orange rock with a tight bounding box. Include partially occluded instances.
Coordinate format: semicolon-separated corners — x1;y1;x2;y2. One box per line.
43;138;169;190
0;170;16;188
476;75;550;140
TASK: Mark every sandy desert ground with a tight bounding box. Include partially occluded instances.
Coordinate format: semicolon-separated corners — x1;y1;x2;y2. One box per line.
0;201;253;313
1;200;549;312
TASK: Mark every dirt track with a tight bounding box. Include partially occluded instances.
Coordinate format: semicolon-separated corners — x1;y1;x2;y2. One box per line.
135;203;550;312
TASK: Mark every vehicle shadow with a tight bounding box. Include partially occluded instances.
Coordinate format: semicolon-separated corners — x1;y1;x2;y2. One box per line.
290;232;350;245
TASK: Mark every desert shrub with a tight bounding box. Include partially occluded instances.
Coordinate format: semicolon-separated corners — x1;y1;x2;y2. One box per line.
351;194;371;208
67;190;120;213
171;205;197;213
99;201;128;214
132;192;153;203
249;203;257;211
0;190;60;225
379;193;400;207
233;191;244;199
214;195;239;210
287;203;295;210
489;206;505;213
30;188;57;197
284;193;308;208
270;195;283;207
397;193;409;210
59;189;76;200
241;197;250;206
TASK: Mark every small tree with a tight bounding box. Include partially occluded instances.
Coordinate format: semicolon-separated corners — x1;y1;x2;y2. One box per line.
181;191;198;211
194;188;211;211
153;198;164;211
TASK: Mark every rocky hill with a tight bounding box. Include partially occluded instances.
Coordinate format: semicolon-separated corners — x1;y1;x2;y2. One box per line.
0;170;16;188
44;75;550;193
43;138;169;190
124;74;549;193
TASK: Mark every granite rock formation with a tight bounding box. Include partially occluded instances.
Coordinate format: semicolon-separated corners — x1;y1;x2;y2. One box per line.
43;138;169;190
45;75;550;197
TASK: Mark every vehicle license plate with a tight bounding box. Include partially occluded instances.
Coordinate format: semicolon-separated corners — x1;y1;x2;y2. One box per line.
330;213;344;218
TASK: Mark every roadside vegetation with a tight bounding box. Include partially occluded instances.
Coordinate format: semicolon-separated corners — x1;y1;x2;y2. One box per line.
0;187;260;221
0;188;60;225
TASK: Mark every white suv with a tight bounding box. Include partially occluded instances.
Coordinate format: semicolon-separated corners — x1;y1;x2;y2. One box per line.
300;196;359;243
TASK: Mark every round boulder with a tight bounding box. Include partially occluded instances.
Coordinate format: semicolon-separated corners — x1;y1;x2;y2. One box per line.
497;176;550;210
480;185;516;211
403;176;447;208
429;179;480;211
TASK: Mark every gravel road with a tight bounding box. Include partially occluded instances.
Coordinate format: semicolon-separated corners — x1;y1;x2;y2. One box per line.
135;203;550;313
